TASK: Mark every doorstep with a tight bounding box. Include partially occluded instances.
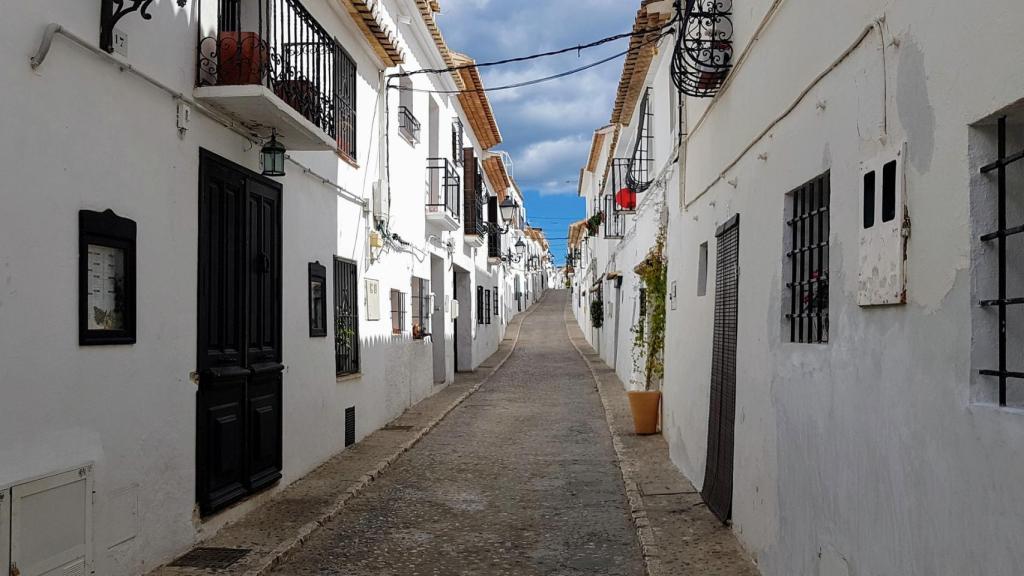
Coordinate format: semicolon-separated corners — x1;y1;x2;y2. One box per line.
150;309;531;576
565;308;761;576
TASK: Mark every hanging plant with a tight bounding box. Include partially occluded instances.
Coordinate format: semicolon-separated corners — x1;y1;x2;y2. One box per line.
586;211;605;236
632;223;668;391
590;299;604;328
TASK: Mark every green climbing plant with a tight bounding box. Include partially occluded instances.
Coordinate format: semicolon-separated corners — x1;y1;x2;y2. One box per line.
590;299;604;328
632;223;668;391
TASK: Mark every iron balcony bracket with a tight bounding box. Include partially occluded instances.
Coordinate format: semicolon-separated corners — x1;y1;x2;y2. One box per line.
100;0;187;53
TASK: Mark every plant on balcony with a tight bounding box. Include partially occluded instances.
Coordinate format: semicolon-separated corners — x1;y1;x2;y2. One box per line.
586;211;604;236
628;222;667;434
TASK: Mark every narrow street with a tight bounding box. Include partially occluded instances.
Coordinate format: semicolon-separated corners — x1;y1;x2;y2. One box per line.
272;291;646;575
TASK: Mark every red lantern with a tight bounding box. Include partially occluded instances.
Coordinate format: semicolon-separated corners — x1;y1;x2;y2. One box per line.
615;187;637;211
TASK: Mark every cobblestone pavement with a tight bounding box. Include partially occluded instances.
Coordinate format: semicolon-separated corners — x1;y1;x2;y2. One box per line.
272;290;645;575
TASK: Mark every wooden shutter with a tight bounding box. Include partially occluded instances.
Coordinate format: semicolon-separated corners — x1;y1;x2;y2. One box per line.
702;214;739;523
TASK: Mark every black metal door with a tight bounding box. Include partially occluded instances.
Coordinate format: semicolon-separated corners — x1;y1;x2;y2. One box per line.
197;150;283;516
702;214;739;523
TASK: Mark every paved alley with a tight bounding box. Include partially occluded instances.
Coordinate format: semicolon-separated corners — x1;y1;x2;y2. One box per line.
272;291;645;575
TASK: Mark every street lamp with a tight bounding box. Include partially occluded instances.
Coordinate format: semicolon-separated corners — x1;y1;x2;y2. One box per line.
482;190;520;235
261;130;286;177
501;237;526;264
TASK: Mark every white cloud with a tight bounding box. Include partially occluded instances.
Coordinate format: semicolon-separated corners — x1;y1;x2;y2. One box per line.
513;136;590;195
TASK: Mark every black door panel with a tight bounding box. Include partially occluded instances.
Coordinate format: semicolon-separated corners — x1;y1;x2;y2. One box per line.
198;150;283;516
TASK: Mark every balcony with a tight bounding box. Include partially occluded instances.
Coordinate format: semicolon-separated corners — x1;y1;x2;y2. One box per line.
463;162;486;247
425;158;461;231
398;106;420;144
194;0;342;151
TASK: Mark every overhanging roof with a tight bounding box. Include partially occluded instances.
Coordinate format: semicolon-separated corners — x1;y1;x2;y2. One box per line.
339;0;404;67
610;0;671;125
450;51;502;150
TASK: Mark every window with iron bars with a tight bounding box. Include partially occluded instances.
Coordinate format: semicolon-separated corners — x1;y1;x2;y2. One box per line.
334;258;360;376
390;289;405;335
785;172;830;343
603;195;626;239
493;287;499;317
336;48;357;160
484;289;491;324
411;277;430;339
626;87;655;194
452;120;465;166
976;116;1024;407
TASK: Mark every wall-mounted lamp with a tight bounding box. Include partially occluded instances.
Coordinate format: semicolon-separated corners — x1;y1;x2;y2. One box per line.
261;131;286;177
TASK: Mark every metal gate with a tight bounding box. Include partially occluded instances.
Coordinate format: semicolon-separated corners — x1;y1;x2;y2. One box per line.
702;214;739;523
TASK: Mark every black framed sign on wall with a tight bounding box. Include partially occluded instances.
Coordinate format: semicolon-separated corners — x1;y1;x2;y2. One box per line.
79;209;137;345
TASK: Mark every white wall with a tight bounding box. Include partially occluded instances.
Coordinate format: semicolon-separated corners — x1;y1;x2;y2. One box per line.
659;0;1024;574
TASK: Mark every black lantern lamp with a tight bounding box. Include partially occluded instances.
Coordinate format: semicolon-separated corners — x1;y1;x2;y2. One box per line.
515;238;526;255
500;197;519;223
261;131;286;177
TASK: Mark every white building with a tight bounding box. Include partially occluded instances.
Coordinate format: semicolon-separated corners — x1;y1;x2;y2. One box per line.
0;1;541;574
571;0;1024;573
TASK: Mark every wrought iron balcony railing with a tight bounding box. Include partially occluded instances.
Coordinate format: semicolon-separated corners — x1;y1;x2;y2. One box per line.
603;197;626;239
399;106;420;143
426;158;461;222
196;0;343;139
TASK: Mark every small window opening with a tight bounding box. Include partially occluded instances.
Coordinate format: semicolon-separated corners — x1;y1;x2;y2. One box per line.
882;160;897;222
863;170;876;229
697;242;709;297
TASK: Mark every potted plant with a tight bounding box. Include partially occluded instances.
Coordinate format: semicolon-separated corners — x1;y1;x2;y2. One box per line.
590;299;604;328
217;31;269;85
628;224;668;435
586;211;604;236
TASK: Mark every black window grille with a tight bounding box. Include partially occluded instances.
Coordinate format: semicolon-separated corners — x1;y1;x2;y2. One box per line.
477;286;484;325
610;158;638;214
603;196;626;239
411;277;430;339
493;287;499;317
785;172;830;343
426;158;461;221
453;120;465;166
334;258;360;375
398;105;420;143
626;87;655;194
487;197;501;258
979;116;1024;406
337;48;357;159
484;289;491;324
390;289;405;335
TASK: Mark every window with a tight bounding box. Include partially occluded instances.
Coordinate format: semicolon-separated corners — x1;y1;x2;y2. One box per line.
334;258;360;375
863;170;876;229
390;289;405;335
411;277;430;339
493;287;499;317
309;261;327;337
697;242;708;297
882;159;897;223
336;48;357;159
785;172;830;344
397;75;419;143
452;119;464;166
477;286;484;325
975;116;1024;406
484;289;491;324
79;209;136;345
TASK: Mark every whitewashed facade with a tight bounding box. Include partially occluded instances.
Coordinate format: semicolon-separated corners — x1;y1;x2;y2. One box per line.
571;0;1024;573
0;1;542;574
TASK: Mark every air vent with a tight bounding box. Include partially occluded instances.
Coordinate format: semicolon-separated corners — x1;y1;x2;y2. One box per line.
345;406;356;447
169;547;250;569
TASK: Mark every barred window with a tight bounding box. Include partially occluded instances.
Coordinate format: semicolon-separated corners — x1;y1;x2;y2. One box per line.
411;277;430;339
452;119;464;166
336;48;357;159
390;289;405;335
785;172;830;343
484;289;491;324
493;287;499;316
334;258;359;375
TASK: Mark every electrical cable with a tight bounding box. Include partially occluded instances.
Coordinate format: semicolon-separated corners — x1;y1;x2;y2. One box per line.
387;17;680;80
391;30;673;95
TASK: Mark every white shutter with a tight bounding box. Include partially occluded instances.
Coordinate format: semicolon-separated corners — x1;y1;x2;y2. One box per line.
858;143;908;306
10;467;92;576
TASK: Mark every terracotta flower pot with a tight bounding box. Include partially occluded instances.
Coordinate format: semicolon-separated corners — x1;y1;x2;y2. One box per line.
627;390;661;435
217;31;268;85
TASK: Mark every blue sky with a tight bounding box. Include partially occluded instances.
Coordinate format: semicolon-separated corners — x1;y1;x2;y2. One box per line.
437;0;639;263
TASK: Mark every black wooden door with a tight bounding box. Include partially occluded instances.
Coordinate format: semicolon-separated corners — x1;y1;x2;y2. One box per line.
197;150;283;516
702;214;739;523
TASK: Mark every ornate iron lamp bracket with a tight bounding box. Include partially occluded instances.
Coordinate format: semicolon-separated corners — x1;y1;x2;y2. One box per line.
101;0;187;53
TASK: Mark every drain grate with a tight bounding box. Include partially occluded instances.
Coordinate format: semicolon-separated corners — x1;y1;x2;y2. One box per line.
169;547;250;570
